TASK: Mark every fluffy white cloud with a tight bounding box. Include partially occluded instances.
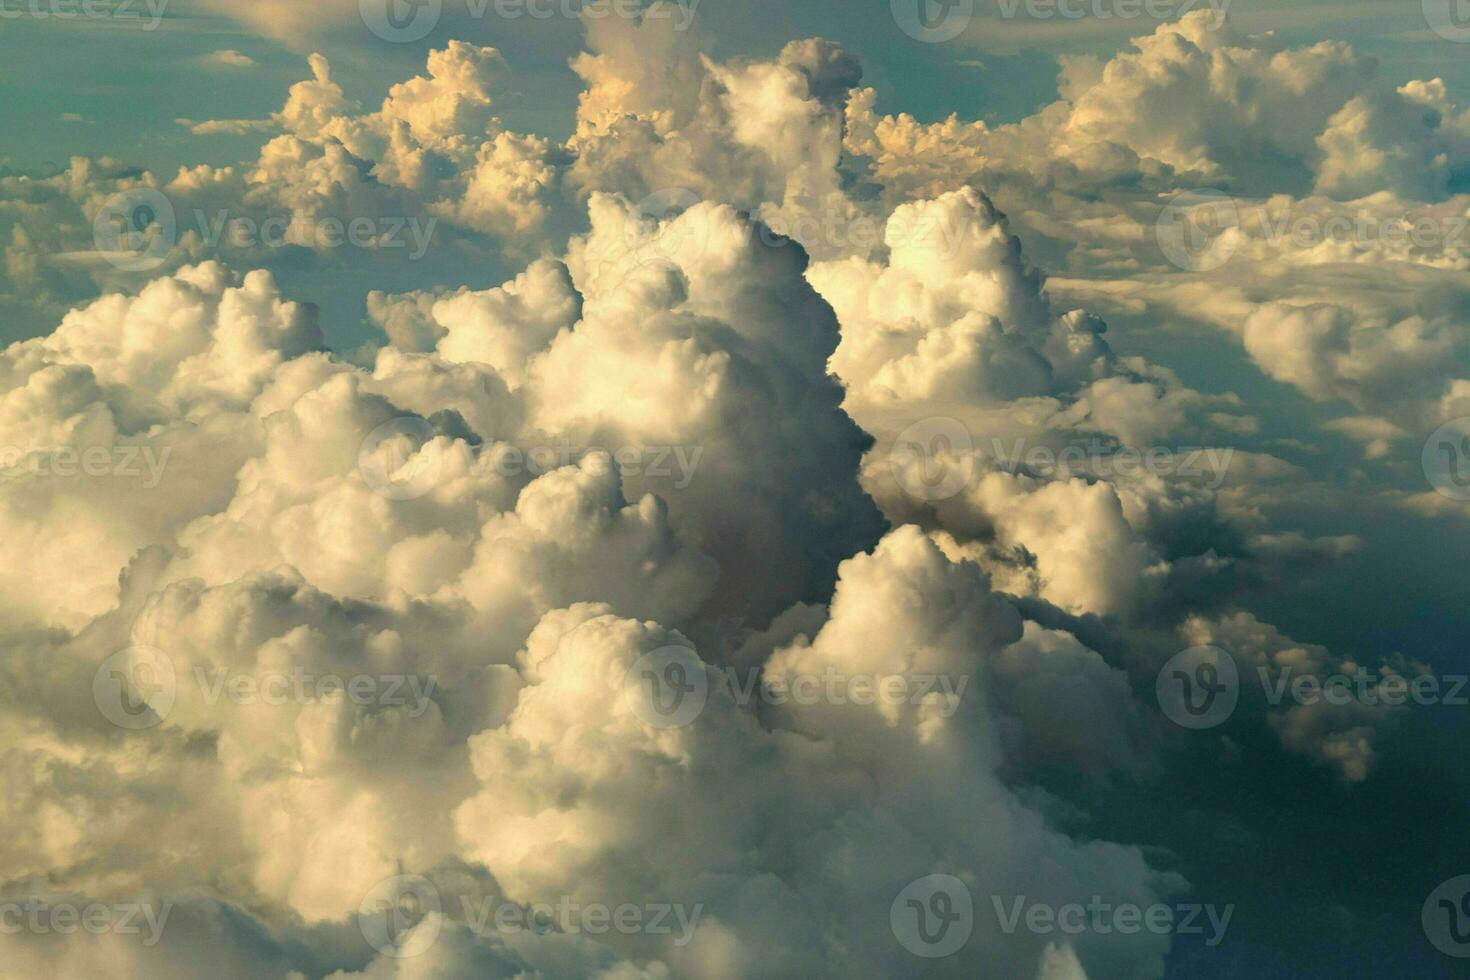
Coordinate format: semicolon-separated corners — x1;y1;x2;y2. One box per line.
455;529;1172;978
2;10;1459;978
569;18;866;259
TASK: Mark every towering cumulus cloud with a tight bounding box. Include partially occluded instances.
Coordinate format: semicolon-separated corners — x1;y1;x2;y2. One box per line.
1;5;1466;978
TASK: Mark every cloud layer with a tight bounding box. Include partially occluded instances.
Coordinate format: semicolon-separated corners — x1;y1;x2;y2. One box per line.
1;8;1466;979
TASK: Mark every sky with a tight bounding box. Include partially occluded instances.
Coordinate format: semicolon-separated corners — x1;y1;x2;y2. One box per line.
2;0;1470;977
5;1;1465;174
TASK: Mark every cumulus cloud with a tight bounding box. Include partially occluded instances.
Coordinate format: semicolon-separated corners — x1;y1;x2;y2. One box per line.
0;224;1180;976
204;50;257;69
0;43;562;347
1;8;1460;978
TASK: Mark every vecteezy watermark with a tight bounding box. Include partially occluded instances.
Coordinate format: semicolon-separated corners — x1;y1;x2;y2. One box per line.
360;875;442;958
989;438;1235;489
1424;876;1470;958
193;666;438;717
1156;190;1241;272
0;899;172;946
731;668;970;717
1424;0;1470;43
358;417;444;501
770;202;980;258
621;646;971;729
1157;192;1470;272
93;646;177;730
995;0;1229;24
93;190;438;271
1260;668;1467;708
891;874;974;958
891;0;973;42
887;423;1234;503
992;895;1234;947
595;191;989;283
479;0;697;27
1156;646;1239;730
0;0;167;29
357;417;705;501
359;0;698;42
589;188;707;291
1423;418;1470;501
192;210;437;260
360;0;442;41
0;444;171;488
458;893;703;947
92;646;438;729
1158;647;1467;730
358;875;703;959
888;417;975;502
623;646;709;729
739;196;988;259
94;188;177;272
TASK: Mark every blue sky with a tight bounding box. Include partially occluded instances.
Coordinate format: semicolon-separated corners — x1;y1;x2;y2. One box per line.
4;0;1461;175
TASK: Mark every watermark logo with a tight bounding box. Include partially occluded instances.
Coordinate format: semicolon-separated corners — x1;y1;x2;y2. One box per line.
992;896;1233;946
1156;645;1239;730
636;188;705;259
360;0;441;41
595;188;707;291
1260;667;1466;708
358;433;705;501
485;0;697;27
621;658;972;729
1159;197;1470;271
889;417;974;501
192;666;438;716
360;874;443;958
995;0;1228;24
1423;418;1470;501
689;200;977;261
97;192;437;265
891;874;974;958
1425;0;1470;43
359;417;443;501
95;646;437;728
0;899;172;946
988;437;1235;489
1157;190;1240;272
742;669;970;717
0;0;169;29
192;209;438;259
891;0;973;42
457;892;703;945
0;444;172;488
94;188;177;272
357;880;704;955
1424;876;1470;957
623;645;709;729
361;0;697;39
93;646;176;730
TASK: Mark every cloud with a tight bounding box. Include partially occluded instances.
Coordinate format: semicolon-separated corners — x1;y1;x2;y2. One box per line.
205;49;257;68
2;10;1465;977
176;118;276;136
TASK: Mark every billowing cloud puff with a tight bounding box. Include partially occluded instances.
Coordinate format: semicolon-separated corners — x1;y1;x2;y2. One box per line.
569;16;867;258
809;187;1110;419
0;44;561;350
223;43;560;247
0;264;319;629
2;9;1460;979
456;529;1173;979
849;13;1470;203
